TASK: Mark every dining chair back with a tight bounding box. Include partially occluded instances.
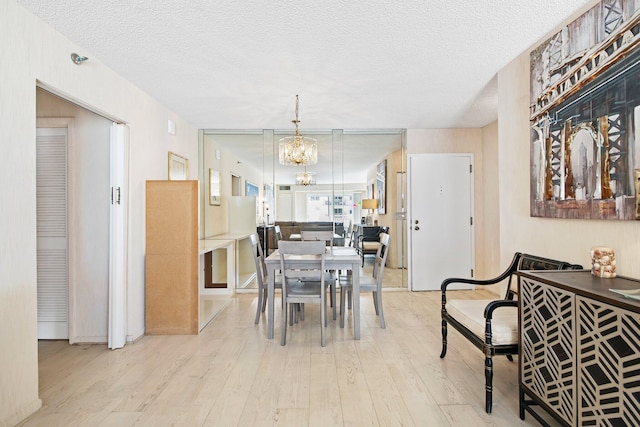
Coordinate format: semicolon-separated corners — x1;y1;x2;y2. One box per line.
300;230;333;244
349;224;358;248
340;232;391;328
300;229;338;320
344;220;352;243
249;233;281;324
278;240;328;346
274;225;283;248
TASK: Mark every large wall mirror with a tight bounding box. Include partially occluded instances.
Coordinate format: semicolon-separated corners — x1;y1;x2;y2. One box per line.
199;128;407;289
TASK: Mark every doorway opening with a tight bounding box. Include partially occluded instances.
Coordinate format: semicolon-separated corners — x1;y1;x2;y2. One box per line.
36;87;128;346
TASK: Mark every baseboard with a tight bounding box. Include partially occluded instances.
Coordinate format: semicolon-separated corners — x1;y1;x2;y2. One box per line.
127;327;145;343
69;336;107;344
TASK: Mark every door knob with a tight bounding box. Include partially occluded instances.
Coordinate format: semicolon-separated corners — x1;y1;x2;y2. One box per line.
414;226;420;231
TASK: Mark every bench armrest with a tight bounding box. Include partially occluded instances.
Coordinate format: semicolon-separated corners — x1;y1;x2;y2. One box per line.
484;299;517;319
440;253;521;310
441;275;508;292
440;252;521;293
358;235;380;244
483;299;518;346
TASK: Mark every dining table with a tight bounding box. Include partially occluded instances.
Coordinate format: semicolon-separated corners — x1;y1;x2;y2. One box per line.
264;246;362;340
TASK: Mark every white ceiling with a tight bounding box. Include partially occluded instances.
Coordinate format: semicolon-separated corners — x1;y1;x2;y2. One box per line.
19;0;594;129
19;0;594;183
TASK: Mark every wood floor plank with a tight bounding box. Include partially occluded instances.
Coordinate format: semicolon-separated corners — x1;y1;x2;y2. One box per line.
238;343;288;426
357;333;416;425
202;327;267;426
333;338;379;426
308;353;343;427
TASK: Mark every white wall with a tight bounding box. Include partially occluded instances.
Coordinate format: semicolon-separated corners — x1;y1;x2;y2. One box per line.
497;49;640;277
1;2;198;425
481;122;502;283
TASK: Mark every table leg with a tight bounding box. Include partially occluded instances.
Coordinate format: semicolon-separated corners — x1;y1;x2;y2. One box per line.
353;261;360;340
267;265;275;339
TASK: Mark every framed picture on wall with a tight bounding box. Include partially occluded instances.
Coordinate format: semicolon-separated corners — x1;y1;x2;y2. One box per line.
168;151;188;180
376;159;386;214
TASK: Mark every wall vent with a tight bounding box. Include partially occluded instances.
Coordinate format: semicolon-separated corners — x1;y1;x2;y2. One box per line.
279;185;291;191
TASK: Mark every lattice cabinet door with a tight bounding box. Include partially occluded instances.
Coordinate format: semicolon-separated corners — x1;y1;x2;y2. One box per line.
520;277;577;426
577;295;640;425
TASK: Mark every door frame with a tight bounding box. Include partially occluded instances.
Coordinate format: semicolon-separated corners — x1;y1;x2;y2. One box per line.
37;82;131;347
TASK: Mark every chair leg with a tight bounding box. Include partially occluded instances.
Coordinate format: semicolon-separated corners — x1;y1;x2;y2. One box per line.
255;287;264;325
261;288;267;312
331;283;337;320
289;304;298;326
321;297;326;347
485;355;493;413
324;287;331;327
374;291;385;329
372;292;379;315
439;319;448;358
281;300;288;346
339;286;346;328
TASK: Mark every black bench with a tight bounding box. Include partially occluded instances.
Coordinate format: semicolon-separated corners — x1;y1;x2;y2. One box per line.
439;252;583;413
354;225;389;266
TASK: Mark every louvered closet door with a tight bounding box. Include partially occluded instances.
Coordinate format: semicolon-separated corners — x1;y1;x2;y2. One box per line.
36;127;69;339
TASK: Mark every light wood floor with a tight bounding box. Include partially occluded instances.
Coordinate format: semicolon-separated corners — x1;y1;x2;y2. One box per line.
20;289;560;427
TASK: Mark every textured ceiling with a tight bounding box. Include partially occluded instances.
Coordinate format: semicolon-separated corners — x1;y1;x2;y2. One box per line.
19;0;595;131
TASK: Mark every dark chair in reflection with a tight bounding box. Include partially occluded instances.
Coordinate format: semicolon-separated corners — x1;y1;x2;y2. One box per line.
356;225;389;266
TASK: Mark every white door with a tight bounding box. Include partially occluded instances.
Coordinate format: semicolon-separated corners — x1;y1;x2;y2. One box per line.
408;153;474;291
108;124;129;349
36;127;69;338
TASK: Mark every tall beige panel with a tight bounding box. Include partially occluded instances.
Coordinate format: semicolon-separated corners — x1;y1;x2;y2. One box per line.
145;180;198;334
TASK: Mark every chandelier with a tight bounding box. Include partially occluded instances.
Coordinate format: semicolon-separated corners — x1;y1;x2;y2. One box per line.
296;166;316;186
279;95;318;165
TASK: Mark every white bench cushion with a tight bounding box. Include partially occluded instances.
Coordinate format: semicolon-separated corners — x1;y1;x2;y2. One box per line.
361;242;380;251
446;299;518;346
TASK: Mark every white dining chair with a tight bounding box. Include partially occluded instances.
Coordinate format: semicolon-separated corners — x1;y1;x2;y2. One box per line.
300;230;338;321
278;240;328;346
340;233;390;329
249;233;282;325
